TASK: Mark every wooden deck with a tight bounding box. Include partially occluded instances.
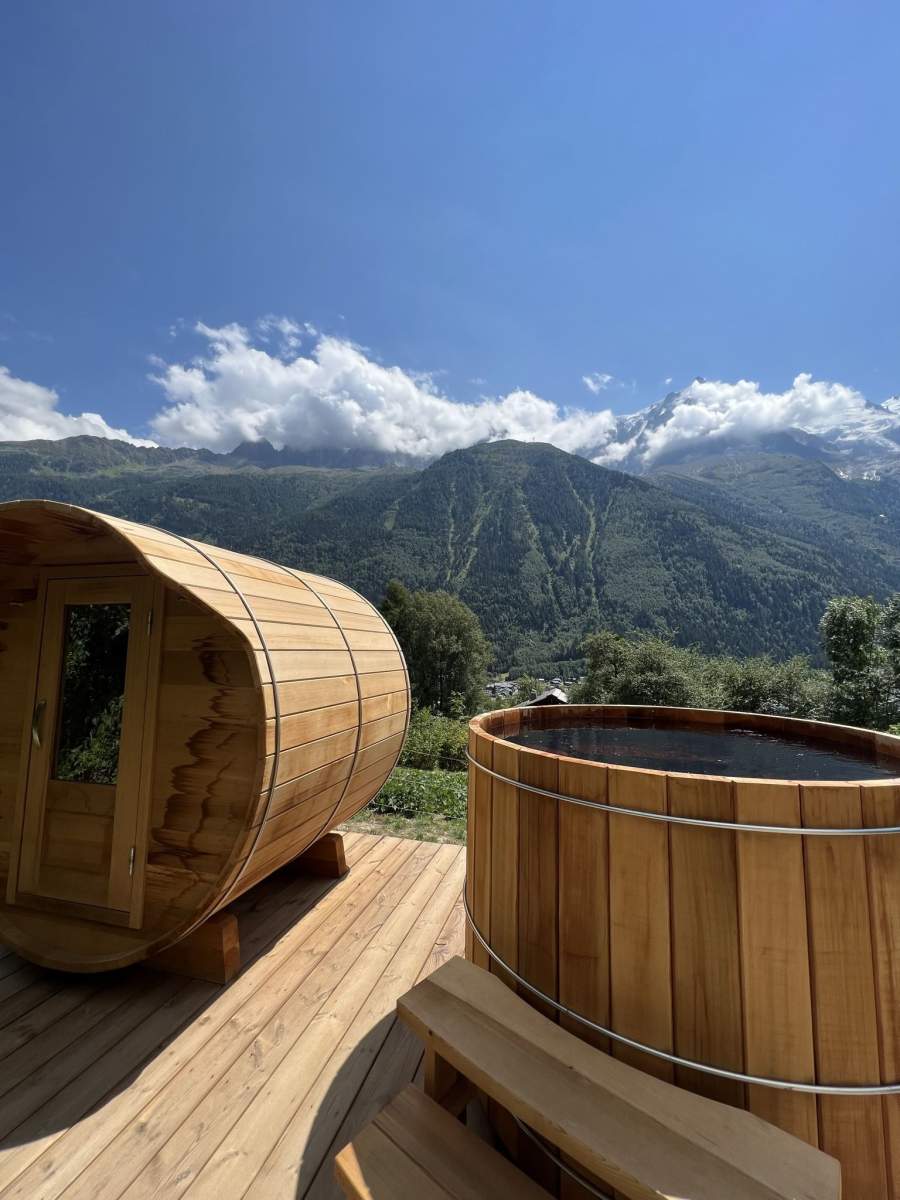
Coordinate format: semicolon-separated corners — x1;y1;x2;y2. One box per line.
0;833;465;1200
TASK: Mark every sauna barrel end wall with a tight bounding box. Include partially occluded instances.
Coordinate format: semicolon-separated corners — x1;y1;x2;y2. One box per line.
0;500;409;972
467;703;900;1199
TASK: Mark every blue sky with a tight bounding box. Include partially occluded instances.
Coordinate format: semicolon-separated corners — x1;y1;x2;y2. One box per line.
1;0;899;455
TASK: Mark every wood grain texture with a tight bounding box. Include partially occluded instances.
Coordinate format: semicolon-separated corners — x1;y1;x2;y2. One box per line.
399;956;841;1200
0;835;466;1200
335;1084;553;1200
608;765;673;1082
149;911;240;983
558;756;609;1052
803;783;887;1196
557;757;609;1200
862;781;900;1200
489;736;519;992
734;781;818;1146
500;733;560;1195
469;705;900;1197
517;743;558;1025
0;501;409;974
668;773;745;1108
0;580;38;896
468;729;492;972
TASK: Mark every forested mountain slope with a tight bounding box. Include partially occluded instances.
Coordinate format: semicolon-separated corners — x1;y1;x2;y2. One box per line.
0;435;894;668
276;440;878;664
651;452;900;593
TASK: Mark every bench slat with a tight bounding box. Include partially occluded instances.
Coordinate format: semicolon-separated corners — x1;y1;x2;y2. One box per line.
397;957;840;1200
335;1121;450;1199
335;1085;552;1200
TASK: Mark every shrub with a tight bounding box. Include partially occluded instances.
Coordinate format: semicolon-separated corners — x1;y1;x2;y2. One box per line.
369;767;467;822
400;708;469;771
573;630;828;719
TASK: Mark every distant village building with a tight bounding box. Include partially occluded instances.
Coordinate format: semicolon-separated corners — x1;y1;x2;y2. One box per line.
526;687;568;706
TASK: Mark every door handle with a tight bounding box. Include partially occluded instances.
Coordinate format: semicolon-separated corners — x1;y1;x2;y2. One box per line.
31;698;46;747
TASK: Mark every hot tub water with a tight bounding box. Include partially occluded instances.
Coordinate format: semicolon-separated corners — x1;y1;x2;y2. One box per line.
508;721;899;781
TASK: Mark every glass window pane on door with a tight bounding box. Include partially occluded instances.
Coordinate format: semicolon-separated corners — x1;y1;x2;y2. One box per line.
53;602;131;785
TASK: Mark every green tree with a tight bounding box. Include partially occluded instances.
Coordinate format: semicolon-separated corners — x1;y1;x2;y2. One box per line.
574;632;706;707
571;631;634;703
880;594;900;717
380;581;491;715
55;603;131;784
615;637;702;706
379;578;411;631
514;674;539;705
820;596;889;727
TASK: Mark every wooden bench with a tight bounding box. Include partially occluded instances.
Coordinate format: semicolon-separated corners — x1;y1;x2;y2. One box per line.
335;955;840;1200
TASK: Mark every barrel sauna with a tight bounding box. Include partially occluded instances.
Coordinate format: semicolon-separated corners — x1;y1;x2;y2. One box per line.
0;500;409;972
468;703;900;1198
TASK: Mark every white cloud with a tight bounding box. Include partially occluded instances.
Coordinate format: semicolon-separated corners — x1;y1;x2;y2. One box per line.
0;365;154;445
582;372;615;394
637;374;879;463
593;437;637;465
256;315;317;353
149;321;620;459
4;324;889;476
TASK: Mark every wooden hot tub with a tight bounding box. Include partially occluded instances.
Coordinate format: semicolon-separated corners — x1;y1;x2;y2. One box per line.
467;703;900;1198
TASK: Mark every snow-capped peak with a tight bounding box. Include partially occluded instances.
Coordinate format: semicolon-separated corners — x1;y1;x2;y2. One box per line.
590;378;900;476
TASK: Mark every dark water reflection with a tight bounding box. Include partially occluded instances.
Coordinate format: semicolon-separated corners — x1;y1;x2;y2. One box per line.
508;722;900;781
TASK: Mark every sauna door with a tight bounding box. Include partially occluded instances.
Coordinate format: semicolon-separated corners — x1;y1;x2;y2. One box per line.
13;575;154;922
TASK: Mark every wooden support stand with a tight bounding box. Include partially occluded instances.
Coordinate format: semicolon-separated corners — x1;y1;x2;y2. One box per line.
293;832;349;878
425;1047;474;1118
149;911;241;985
148;834;347;986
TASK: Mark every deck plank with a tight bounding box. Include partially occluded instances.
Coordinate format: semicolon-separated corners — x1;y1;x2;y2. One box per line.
123;841;441;1200
0;972;197;1142
0;976;143;1099
0;835;407;1200
0;977;65;1034
0;980;95;1060
176;841;457;1199
0;955;28;982
0;836;464;1200
242;847;466;1199
0;965;41;1004
303;875;465;1200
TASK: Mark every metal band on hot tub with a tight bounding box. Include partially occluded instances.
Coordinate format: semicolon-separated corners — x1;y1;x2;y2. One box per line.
465;751;900;836
462;890;900;1096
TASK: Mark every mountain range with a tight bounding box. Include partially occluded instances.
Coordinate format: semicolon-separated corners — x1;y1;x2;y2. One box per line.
2;429;900;672
606;384;900;478
217;381;900;480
